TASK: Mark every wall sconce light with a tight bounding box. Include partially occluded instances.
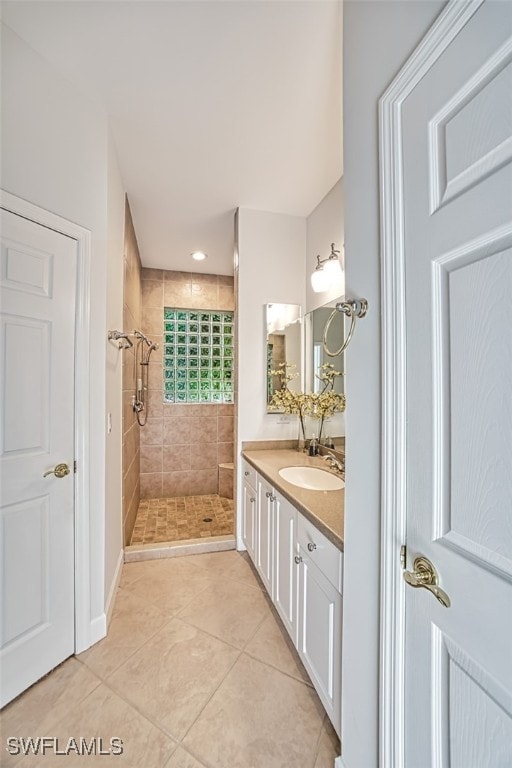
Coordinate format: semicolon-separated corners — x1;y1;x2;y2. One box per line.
311;243;344;293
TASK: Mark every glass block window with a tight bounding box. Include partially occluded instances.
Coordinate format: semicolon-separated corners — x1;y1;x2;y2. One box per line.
163;309;234;403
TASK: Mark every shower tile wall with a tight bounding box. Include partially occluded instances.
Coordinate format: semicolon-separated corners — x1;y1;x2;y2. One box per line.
139;268;235;499
122;200;142;545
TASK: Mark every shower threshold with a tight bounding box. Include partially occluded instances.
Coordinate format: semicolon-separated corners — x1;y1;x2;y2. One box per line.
125;533;236;562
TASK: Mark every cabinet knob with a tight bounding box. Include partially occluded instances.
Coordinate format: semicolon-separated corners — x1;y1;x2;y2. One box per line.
294;555;303;565
250;497;255;503
307;542;317;552
244;471;249;476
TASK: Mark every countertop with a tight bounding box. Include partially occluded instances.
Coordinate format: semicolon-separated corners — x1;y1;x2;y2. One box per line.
242;449;344;551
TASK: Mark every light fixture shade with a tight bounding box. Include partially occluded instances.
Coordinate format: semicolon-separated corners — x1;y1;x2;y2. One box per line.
324;257;343;281
311;267;330;293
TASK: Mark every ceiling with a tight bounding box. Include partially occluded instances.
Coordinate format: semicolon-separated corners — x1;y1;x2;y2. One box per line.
1;1;342;275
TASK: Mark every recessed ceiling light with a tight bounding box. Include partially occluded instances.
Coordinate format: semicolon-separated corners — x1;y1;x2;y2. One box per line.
191;251;207;261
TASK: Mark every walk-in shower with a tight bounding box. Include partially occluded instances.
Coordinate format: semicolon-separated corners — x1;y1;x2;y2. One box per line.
108;328;158;425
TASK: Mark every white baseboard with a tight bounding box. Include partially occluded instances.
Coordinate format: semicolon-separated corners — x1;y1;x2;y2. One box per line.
105;549;124;628
78;549;123;654
88;613;107;647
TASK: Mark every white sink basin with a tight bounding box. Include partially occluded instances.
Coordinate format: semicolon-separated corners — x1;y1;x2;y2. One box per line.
278;466;344;491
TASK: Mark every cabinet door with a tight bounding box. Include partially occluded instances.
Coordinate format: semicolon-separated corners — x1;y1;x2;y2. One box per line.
242;479;257;563
257;476;274;598
298;551;342;736
274;495;298;644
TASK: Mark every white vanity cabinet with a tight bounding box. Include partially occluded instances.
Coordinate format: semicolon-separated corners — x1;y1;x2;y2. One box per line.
241;459;343;737
297;515;342;731
241;460;257;561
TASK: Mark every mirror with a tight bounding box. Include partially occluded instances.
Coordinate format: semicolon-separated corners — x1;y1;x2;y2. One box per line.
304;298;345;443
266;303;302;412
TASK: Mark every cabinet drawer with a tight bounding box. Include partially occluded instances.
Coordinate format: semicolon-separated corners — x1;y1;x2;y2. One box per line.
298;514;342;593
241;459;257;490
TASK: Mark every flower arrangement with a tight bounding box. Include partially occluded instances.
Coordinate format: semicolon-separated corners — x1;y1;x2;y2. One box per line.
268;362;345;444
309;364;346;443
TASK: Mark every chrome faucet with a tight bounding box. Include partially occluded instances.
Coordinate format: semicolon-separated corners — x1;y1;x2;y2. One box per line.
322;453;345;474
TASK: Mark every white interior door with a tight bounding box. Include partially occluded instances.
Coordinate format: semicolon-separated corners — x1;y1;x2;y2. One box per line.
0;208;76;706
398;2;512;765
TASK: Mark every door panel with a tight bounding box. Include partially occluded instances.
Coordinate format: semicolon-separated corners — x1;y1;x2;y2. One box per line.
432;627;512;768
257;476;274;597
2;315;51;454
432;239;512;580
0;208;76;706
242;479;256;561
399;2;512;764
274;495;297;643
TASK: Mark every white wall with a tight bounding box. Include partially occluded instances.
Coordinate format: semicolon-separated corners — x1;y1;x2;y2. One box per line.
306;177;344;314
341;3;444;767
1;23;125;637
104;133;125;614
236;208;306;543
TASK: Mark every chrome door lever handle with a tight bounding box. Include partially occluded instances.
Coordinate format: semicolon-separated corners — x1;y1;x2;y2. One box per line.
403;556;451;608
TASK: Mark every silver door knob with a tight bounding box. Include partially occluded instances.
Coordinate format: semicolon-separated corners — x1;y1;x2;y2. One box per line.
307;542;317;552
294;555;303;564
43;462;70;479
403;555;451;608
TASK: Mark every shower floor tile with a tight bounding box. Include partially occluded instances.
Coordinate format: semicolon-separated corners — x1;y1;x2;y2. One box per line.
131;494;234;545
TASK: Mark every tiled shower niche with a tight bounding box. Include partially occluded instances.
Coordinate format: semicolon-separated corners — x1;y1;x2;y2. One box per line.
163;309;234;404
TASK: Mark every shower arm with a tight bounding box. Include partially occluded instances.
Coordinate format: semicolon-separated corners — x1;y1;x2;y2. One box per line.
108;330;133;349
107;329;159;351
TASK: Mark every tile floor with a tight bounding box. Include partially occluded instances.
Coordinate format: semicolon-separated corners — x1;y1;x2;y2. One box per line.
131;495;234;545
1;550;340;768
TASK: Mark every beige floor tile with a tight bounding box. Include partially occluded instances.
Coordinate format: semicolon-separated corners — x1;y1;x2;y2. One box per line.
14;683;175;767
78;590;169;678
183;653;325;768
183;549;246;576
119;557;170;589
245;610;311;685
165;746;208;768
221;552;264;590
177;576;271;649
123;557;218;616
107;619;239;741
0;658;101;767
314;716;341;768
